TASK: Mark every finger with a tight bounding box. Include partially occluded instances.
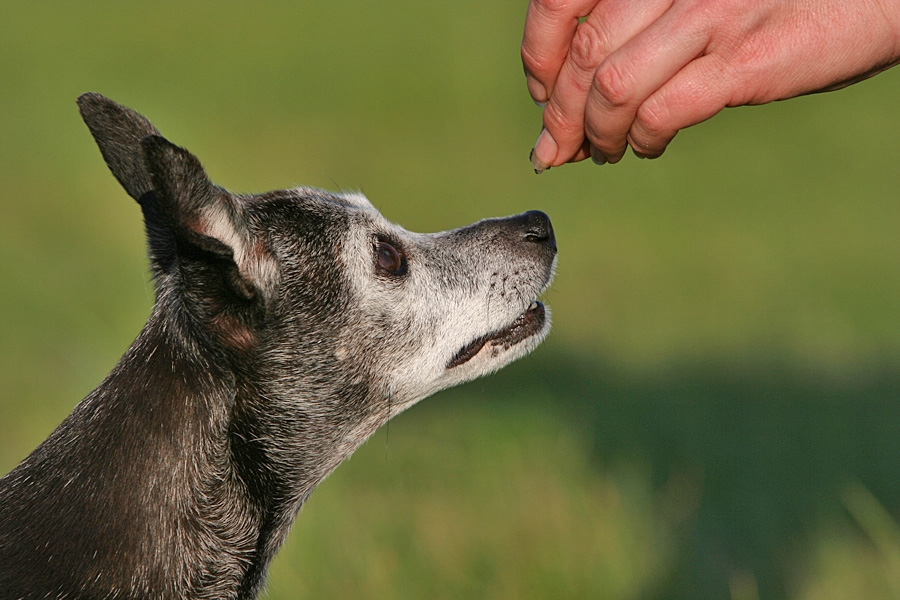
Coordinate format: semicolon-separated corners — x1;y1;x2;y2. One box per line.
534;0;673;167
522;0;600;104
583;4;711;163
626;53;733;159
569;140;592;164
530;135;590;174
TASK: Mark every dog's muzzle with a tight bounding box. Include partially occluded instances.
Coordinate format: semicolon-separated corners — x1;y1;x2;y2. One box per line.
446;301;547;369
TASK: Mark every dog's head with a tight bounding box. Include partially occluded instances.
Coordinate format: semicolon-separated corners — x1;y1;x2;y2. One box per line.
77;93;556;453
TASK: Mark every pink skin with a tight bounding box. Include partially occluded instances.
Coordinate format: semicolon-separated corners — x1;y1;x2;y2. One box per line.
522;0;900;171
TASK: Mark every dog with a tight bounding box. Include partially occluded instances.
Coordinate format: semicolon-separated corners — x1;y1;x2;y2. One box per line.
0;94;556;599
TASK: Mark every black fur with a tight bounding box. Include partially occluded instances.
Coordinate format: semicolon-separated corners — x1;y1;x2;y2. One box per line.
0;94;557;599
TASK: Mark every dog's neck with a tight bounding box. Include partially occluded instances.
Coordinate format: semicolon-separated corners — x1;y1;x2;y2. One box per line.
129;296;354;597
6;294;348;598
97;302;267;596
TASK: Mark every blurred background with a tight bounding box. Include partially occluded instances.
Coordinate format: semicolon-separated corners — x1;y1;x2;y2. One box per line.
2;2;900;599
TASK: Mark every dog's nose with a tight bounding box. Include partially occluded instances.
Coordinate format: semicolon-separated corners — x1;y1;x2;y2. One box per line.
521;210;556;251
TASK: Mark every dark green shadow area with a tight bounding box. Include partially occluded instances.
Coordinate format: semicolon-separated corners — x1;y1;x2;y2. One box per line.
452;350;900;600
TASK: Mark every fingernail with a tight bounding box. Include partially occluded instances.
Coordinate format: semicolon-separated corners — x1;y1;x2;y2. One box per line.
531;129;555;174
526;75;548;106
590;146;607;166
529;148;547;174
533;98;548;109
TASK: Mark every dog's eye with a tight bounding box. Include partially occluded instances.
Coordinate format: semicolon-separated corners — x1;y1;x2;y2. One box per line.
375;239;407;276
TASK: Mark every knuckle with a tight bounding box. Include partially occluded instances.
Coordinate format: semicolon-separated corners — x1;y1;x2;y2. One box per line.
583;127;606;152
569;20;607;72
587;133;625;158
582;116;623;156
520;43;548;74
630;99;673;155
593;61;635;108
635;96;669;136
542;100;587;154
531;0;577;14
541;100;574;135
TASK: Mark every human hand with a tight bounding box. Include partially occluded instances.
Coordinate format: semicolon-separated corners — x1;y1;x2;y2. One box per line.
522;0;900;171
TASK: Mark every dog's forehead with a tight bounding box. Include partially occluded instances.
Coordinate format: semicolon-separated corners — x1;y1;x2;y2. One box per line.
327;190;375;211
286;186;375;211
248;186;383;229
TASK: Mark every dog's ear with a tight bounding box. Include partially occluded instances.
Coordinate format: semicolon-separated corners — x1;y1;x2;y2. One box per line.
139;135;263;302
77;93;267;302
77;93;160;201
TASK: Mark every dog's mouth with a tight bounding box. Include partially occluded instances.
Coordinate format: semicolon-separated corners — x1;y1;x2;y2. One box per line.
447;301;546;369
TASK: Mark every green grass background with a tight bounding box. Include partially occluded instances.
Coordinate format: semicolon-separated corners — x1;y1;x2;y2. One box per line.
2;2;900;599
